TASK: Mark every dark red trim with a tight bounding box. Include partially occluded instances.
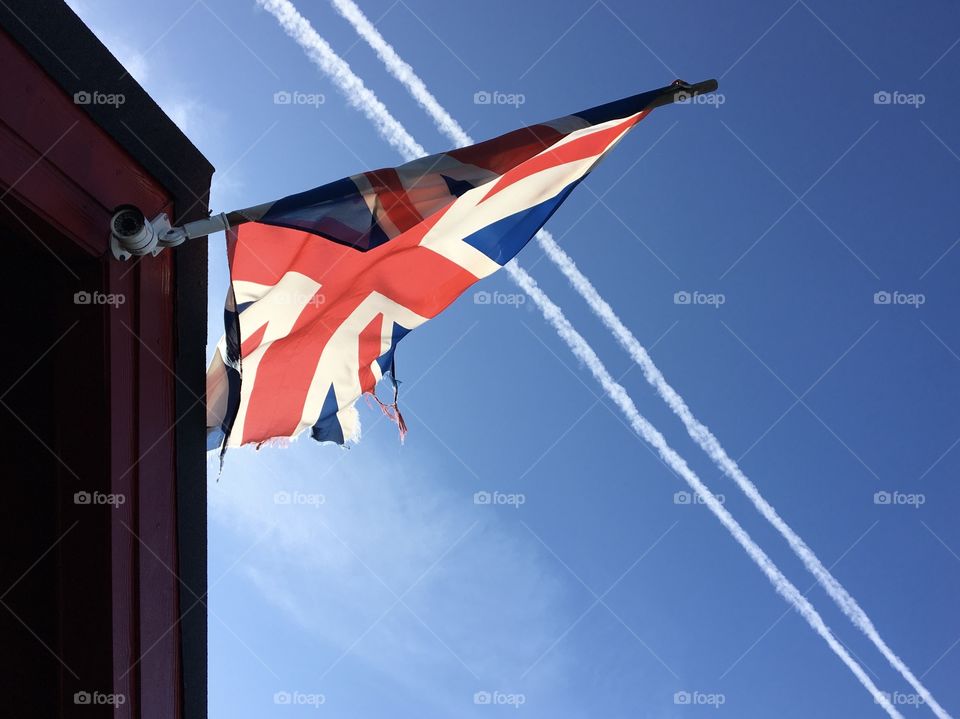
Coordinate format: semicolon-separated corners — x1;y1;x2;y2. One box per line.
0;2;212;715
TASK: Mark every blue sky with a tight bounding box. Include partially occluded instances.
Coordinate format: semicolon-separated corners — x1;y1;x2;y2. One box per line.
71;0;960;716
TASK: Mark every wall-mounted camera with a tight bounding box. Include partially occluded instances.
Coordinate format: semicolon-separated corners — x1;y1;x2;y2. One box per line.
109;205;172;260
109;206;233;261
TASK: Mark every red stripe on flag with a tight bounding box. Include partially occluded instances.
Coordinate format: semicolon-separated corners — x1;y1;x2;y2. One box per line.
480;114;644;203
357;313;384;393
447;124;565;175
235;220;479;444
229;224;315;287
240;322;268;359
366;168;424;234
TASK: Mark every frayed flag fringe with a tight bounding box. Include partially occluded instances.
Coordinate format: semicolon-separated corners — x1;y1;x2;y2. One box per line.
367;371;408;443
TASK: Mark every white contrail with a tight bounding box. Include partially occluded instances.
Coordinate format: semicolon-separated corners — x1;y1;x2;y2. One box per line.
328;0;471;148
538;239;952;719
327;2;950;716
258;0;424;160
257;1;902;713
506;262;902;717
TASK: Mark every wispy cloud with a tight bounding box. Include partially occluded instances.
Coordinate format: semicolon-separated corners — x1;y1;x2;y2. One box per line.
64;0;151;83
209;445;572;708
328;2;950;715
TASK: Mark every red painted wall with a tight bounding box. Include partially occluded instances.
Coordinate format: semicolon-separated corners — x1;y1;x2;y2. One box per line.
0;24;203;719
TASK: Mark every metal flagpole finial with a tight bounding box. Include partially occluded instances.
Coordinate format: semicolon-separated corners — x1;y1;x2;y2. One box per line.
672;78;719;94
647;78;720;110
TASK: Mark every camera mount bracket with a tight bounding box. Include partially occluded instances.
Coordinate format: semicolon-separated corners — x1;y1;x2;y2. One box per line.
110;208;233;261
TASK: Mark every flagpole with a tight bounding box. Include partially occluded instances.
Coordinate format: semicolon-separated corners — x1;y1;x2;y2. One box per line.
109;79;718;260
217;79;718;230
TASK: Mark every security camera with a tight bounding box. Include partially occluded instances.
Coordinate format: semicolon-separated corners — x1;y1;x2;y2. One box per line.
109;205;191;260
109;205;158;260
109;205;236;260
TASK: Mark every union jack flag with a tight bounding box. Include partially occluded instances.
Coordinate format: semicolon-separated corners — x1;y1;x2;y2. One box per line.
206;81;694;452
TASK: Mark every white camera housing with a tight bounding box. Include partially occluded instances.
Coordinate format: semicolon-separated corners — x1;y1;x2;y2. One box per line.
109;206;232;260
109;205;178;260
